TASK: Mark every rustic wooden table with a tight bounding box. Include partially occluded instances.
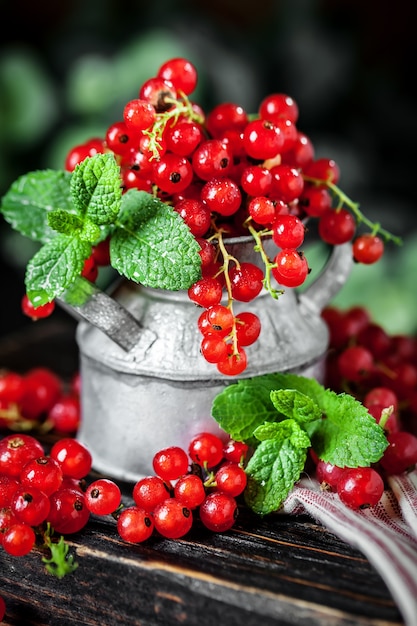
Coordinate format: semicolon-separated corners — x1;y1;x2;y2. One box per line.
0;321;405;625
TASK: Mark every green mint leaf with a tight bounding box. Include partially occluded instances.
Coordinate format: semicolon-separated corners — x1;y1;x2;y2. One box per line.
25;235;91;303
0;169;72;243
309;390;388;467
245;419;309;515
211;375;288;445
48;209;83;235
270;389;322;423
42;535;78;579
70;153;122;225
110;189;201;290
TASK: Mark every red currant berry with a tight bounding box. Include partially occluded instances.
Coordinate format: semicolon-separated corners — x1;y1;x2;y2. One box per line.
352;234;384;264
315;460;347;490
2;522;36;556
174;198;211;236
20;456;63;496
200;177;242;217
165;120;203;156
228;262;264;302
188;432;224;468
215;462;247;497
363;387;399;414
139;77;177;113
117;506;154;543
105;121;140;156
282;131;314;168
91;239;111;266
337;345;374;383
153;498;193;539
380;432;417;475
153;153;193;194
304;158;340;185
336;467;384;509
47;394;81;434
133;476;171;512
272;249;309;288
10;485;50;526
235;312;261;347
217;346;248;376
259;93;299;124
85;479;121;515
123;98;156;131
157;58;198;96
270;164;304;203
50;438;92;479
192;139;233;181
206;305;234;336
199;492;238;532
248;196;277;226
299;186;332;218
222;440;249;464
21;294;55;320
242;119;283;160
272;214;305;249
206;102;248;138
188;277;223;308
47;487;90;534
241;166;273;197
201;336;229;363
174;474;206;509
0;371;25;404
20;367;62;421
152;446;189;481
318;208;356;245
0;434;44;477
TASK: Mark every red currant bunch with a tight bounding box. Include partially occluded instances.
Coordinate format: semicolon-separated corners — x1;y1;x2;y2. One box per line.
116;432;249;543
63;57;400;377
0;366;81;434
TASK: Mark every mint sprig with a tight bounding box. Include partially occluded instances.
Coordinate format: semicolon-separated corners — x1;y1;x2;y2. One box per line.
211;372;388;515
0;153;202;304
41;523;78;579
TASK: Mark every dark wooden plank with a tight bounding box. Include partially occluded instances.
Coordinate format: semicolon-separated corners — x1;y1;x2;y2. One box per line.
0;323;405;625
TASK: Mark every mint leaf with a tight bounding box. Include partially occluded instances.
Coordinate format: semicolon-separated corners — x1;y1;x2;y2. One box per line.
270;389;322;423
245;419;310;514
309;391;388;467
211;375;288;445
48;209;83;235
70;153;122;225
110;189;201;290
0;169;72;243
25;235;91;303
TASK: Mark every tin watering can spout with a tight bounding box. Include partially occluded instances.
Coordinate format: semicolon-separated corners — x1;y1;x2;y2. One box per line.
58;276;156;352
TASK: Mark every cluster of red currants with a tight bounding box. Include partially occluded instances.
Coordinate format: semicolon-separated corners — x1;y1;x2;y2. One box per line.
117;433;248;542
56;56;394;376
0;435;93;557
310;305;417;509
0;366;80;434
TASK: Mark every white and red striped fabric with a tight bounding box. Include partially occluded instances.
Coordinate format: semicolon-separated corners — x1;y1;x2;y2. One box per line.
281;470;417;626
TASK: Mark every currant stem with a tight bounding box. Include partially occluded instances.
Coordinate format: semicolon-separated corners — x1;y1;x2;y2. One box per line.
143;92;204;160
245;222;284;300
303;175;403;246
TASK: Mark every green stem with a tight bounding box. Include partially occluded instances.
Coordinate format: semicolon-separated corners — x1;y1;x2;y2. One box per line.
246;222;284;300
303;175;403;246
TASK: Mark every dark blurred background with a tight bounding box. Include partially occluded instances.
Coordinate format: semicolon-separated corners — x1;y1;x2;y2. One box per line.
1;0;416;340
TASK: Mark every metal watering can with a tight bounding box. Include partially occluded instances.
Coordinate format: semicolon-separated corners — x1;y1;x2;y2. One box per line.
62;237;352;482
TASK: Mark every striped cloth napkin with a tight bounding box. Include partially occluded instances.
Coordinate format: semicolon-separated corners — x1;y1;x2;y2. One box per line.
281;470;417;626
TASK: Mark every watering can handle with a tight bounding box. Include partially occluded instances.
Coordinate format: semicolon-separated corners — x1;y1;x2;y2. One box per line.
298;242;353;314
58;277;154;352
